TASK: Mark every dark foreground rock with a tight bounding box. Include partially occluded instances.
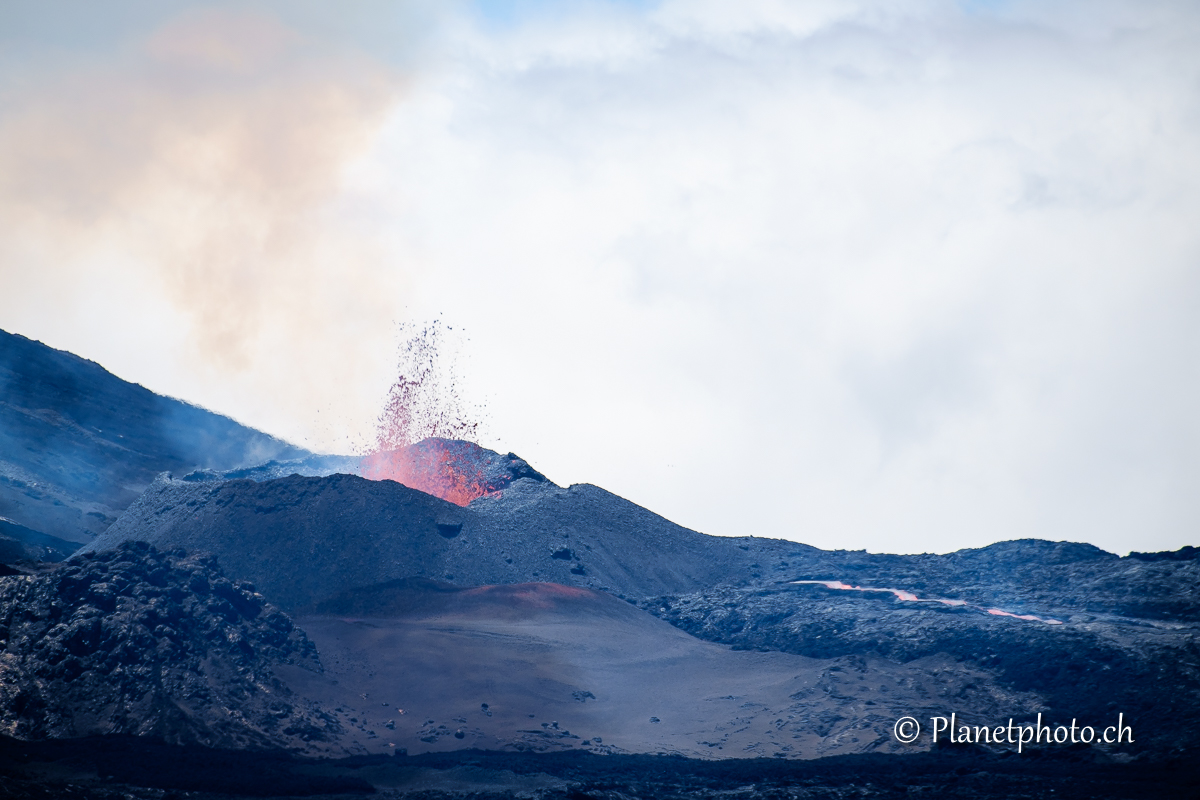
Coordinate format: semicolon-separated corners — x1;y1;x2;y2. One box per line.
0;541;337;750
0;739;1198;799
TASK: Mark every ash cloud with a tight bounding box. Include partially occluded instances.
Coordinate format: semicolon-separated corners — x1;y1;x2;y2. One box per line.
0;4;409;448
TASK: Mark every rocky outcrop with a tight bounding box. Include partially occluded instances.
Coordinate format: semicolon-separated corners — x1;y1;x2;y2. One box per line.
823;539;1200;620
1128;544;1200;562
0;541;337;750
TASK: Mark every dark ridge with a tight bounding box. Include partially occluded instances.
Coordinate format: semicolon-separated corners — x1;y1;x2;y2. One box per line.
0;328;310;545
0;516;78;564
1;738;1197;799
945;538;1119;565
1127;545;1199;562
90;466;1200;621
0;735;372;797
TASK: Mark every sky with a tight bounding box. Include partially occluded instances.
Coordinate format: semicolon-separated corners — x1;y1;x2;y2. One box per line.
1;0;1198;555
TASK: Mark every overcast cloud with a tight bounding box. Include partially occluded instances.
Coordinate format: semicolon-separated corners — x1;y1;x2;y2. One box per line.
1;0;1197;554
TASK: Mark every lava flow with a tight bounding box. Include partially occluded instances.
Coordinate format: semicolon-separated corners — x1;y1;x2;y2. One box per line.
360;321;495;506
790;580;1063;625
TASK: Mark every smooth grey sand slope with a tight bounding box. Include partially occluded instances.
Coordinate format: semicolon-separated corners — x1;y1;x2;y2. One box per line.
279;581;1040;760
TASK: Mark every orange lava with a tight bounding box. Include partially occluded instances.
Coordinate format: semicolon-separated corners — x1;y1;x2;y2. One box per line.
360;439;498;507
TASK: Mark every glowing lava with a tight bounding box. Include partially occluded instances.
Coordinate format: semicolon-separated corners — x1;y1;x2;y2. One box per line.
360;438;501;507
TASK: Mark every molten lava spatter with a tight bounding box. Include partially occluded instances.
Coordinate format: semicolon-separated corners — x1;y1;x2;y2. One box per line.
363;321;493;505
360;439;504;506
373;320;482;450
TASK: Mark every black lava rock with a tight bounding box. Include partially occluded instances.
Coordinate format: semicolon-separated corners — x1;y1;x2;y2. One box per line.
0;541;337;750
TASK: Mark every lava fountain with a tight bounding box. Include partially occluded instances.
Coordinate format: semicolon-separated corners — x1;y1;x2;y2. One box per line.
359;321;495;506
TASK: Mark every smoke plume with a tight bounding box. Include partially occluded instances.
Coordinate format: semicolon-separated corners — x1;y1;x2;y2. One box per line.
0;6;406;448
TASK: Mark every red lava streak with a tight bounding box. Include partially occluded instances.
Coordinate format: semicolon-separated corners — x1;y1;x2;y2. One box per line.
362;321;492;505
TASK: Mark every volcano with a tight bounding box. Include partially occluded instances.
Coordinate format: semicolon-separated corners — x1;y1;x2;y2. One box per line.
2;333;1198;797
84;467;810;609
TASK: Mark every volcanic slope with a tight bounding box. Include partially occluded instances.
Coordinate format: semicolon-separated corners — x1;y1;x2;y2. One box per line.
86;470;815;610
0;329;308;546
280;578;1042;760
